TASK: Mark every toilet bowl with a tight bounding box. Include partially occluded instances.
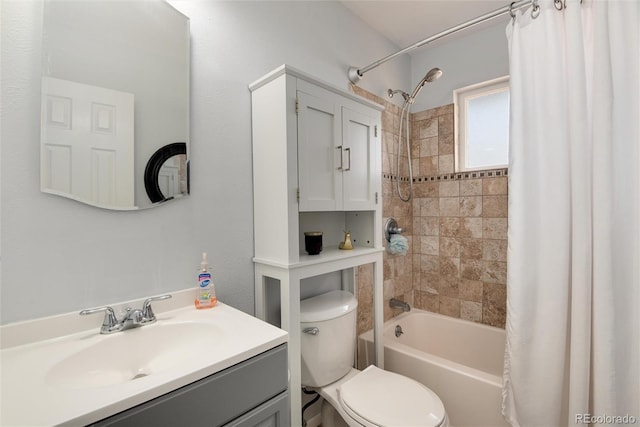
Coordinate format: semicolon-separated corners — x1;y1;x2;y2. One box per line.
300;290;448;427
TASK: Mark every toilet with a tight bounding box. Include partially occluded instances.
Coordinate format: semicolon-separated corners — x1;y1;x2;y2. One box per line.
300;290;449;427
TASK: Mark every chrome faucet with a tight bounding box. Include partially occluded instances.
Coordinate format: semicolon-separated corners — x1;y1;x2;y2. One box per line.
80;294;172;334
389;298;411;312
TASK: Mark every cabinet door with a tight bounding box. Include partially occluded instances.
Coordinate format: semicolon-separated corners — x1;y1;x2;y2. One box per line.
297;91;342;211
341;107;379;211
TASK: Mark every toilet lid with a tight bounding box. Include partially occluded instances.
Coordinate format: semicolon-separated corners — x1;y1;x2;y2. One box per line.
338;365;446;427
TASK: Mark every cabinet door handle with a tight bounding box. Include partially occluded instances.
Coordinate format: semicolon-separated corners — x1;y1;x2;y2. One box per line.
337;146;343;170
344;147;351;171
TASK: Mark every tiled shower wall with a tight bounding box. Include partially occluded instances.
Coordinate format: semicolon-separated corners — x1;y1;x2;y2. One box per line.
353;86;508;334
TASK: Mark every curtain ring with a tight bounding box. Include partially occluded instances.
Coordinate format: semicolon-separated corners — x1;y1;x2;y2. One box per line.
554;0;563;10
531;0;541;18
509;1;517;18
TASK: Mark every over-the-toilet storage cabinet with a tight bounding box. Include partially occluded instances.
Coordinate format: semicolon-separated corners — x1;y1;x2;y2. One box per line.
249;65;385;426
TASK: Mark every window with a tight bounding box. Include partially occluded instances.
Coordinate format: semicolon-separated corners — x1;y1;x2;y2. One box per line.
454;76;510;172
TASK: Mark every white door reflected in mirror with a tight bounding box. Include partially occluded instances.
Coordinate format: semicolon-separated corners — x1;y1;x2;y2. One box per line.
41;77;135;209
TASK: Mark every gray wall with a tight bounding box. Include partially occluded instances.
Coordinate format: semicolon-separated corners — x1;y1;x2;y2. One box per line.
1;0;409;324
410;22;509;112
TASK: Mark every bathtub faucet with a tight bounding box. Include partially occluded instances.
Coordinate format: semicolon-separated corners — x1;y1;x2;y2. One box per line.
389;298;411;312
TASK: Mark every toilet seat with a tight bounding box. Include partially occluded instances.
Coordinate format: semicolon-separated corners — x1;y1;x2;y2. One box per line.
337;366;447;427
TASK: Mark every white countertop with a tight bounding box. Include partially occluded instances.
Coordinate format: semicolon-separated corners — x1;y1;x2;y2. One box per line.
0;290;288;426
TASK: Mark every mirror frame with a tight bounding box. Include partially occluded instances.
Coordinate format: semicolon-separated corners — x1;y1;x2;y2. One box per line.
144;142;189;203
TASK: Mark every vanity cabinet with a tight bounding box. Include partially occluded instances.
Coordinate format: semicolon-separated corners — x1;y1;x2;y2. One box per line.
91;344;289;427
249;65;385;427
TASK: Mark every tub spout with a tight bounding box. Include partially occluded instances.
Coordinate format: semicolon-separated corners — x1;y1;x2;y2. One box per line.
389;298;411;312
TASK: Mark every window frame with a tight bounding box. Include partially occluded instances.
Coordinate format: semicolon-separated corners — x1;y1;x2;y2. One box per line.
454;76;510;172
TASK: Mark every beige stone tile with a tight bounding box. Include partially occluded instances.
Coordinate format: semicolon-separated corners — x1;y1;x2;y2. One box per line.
460;300;483;323
439;296;460;318
459;217;483;238
459;279;483;302
439;257;460;278
383;256;393;281
411;137;421;158
421;236;439;256
395;273;413;295
412;198;422;217
439;154;454;174
482;283;507;328
419;118;438;139
438;114;454;136
439;237;460;258
440;217;460;237
412;159;420;178
439;180;460;197
412;234;421;253
460;258;483;281
438;133;454;155
414;181;439;198
438;276;459;298
460;196;482;217
482;177;508;195
439;197;459;216
482;260;507;284
382;131;394;154
383;279;395;304
421;255;440;274
419;156;438;176
483;239;508;261
420;216;440;236
483;218;508;240
421;198;440;217
460;179;483;196
460;238;483;260
412;107;438;122
357;304;373;339
420;137;439;157
413;271;422;289
381;152;392;175
483;195;508;218
420;272;440;294
395;255;412;277
393;201;412;218
382;111;396;136
415;290;439;313
436;104;454;117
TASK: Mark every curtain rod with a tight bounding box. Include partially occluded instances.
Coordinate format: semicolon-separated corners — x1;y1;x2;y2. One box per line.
348;0;532;83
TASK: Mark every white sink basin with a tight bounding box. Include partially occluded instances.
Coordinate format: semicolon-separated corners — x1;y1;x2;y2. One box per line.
1;295;288;427
46;322;222;389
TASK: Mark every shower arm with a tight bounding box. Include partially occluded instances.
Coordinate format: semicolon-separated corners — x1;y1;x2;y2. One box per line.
348;0;530;83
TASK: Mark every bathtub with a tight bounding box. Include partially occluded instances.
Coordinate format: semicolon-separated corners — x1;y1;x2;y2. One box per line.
358;309;508;427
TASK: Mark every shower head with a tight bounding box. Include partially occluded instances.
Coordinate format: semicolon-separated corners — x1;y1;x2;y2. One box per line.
425;67;443;82
409;67;443;103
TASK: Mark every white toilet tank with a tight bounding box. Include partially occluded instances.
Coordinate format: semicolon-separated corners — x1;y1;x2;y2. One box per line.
300;290;358;388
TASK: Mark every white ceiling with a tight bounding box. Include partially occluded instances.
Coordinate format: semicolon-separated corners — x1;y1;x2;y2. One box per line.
340;0;511;52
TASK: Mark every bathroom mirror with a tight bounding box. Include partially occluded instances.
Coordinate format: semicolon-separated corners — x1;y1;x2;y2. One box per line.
40;0;190;210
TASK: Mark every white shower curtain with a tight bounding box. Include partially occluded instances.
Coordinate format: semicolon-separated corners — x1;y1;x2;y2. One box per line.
503;0;639;426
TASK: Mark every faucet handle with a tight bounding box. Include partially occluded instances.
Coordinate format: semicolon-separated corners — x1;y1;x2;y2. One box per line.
79;306;120;334
141;294;172;323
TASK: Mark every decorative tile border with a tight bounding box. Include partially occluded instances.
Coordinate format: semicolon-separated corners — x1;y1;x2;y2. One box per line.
383;168;508;183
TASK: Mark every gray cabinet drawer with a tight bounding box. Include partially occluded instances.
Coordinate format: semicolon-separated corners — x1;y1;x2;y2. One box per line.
224;391;289;427
92;344;288;427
